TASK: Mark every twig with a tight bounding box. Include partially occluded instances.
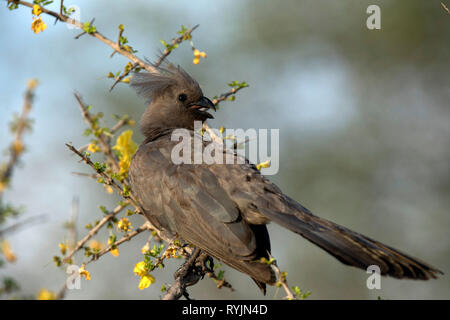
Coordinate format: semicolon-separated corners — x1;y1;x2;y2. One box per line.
55;196;79;300
87;221;151;264
154;24;199;68
269;254;295;300
442;2;450;14
71;172;99;180
109;62;138;92
73;93;120;172
110;117;133;135
0;79;36;194
63;203;128;263
212;86;246;106
0;214;47;237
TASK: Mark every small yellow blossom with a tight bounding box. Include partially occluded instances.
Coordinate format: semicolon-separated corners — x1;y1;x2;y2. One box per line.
256;160;271;171
31;17;47;35
164;247;178;259
79;264;91;280
110;248;119;257
104;185;114;194
138;274;155;290
134;261;155;289
133;261;148;277
37;289;55;300
32;4;43;16
58;242;68;255
193;48;207;65
1;240;16;263
121;77;131;84
87;142;101;153
88;240;104;251
27;79;39;90
108;237;119;257
113;130;137;177
12;140;24;155
117;217;132;232
141;243;150;254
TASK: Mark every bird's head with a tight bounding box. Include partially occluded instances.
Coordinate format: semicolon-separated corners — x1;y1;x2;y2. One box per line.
131;63;215;136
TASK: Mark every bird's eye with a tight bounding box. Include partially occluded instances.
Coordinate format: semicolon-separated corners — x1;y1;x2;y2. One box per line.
178;93;187;102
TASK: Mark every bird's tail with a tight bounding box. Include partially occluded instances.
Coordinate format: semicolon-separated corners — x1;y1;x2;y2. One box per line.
261;196;443;280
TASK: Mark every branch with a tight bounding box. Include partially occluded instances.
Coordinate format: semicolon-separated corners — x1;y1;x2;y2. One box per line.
212;86;246;106
11;0;158;73
87;221;151;264
271;262;295;300
73;93;120;173
154;24;199;67
62;202;128;263
0;79;36;194
0;214;47;237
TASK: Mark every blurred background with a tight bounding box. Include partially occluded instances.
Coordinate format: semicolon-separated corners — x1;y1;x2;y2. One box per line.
0;0;449;299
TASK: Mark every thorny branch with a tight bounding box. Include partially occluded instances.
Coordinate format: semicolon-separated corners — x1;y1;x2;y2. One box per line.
55;196;79;300
63;202;128;263
0;79;36;195
153;24;199;68
74;93;120;173
0;214;47;237
87;221;152;264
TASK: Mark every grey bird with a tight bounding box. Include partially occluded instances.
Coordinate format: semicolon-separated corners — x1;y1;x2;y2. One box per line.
129;64;442;293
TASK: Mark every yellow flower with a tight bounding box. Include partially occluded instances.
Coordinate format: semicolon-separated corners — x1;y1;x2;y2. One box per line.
32;4;42;16
12;140;24;155
110;248;119;257
256;160;271;171
31;17;47;35
134;261;148;277
107;237;119;257
164;247;178;259
37;289;55;300
27;79;39;90
138;274;155;290
88;240;104;251
1;240;16;263
192;48;207;65
134;261;155;290
113;130;137;177
104;185;114;194
79;264;91;280
58;242;68;255
141;243;150;254
87;142;100;153
117;217;132;232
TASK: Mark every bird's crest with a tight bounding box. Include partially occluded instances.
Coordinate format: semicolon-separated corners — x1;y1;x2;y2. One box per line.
131;62;200;103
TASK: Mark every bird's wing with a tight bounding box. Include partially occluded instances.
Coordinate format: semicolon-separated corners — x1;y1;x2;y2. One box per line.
129;135;276;285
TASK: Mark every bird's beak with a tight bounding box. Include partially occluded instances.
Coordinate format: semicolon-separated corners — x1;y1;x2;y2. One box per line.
188;96;217;113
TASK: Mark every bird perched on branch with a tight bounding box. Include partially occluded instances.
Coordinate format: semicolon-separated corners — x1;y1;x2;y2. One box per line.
129;64;442;294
